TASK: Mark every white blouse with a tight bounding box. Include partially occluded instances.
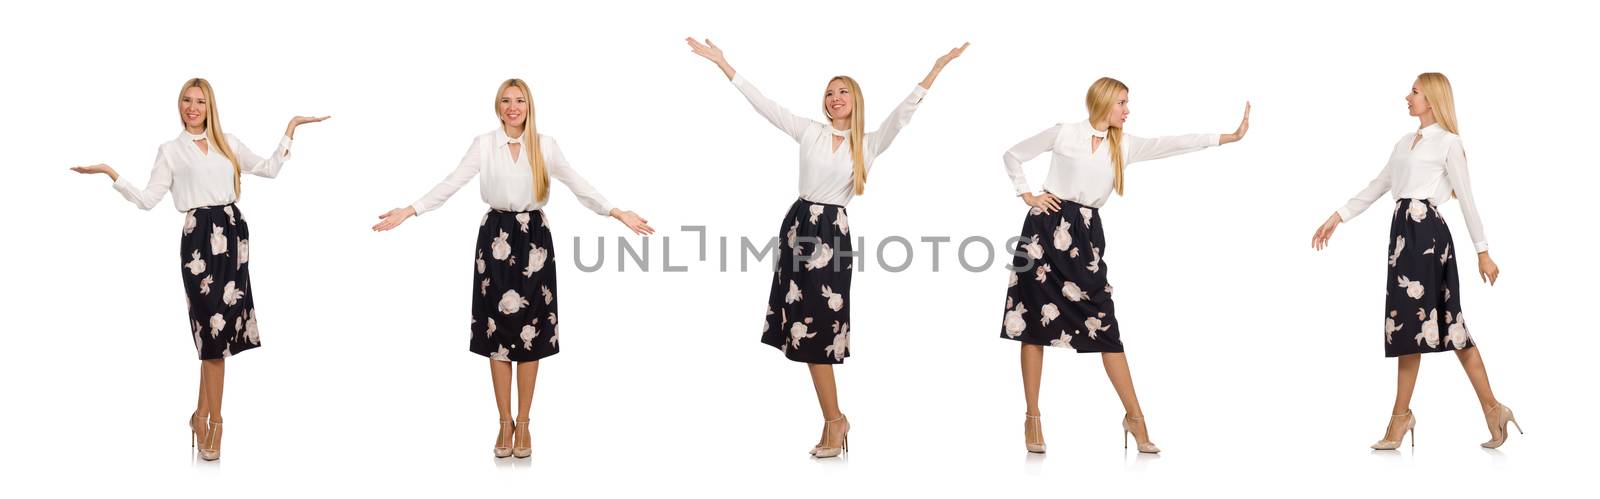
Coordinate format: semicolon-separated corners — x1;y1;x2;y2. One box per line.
410;129;614;216
1002;120;1220;208
731;73;928;206
113;131;293;211
1335;124;1488;253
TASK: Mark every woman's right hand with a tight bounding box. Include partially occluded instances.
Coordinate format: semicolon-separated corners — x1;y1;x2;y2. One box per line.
69;163;118;180
686;37;736;80
1311;211;1342;250
1021;192;1061;214
372;206;416;232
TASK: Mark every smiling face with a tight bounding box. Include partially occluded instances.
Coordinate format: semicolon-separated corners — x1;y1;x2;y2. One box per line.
1406;79;1431;118
498;85;529;129
823;78;854;121
179;86;208;131
1103;89;1130;128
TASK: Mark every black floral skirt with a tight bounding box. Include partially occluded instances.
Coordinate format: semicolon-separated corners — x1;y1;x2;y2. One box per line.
761;198;853;364
471;209;560;362
1383;199;1473;357
1000;200;1122;352
180;203;260;360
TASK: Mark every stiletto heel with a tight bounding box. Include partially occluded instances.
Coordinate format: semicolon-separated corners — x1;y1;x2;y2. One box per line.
189;412;205;449
1481;404;1522;449
494;420;514;458
1371;410;1416;450
1024;414;1046;454
512;418;532;458
1122;415;1160;454
812;415;850;458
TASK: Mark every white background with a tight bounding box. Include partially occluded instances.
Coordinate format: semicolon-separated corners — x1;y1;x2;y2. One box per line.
2;0;1594;496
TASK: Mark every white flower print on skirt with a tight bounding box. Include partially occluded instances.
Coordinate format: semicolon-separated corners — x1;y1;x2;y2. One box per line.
180;204;260;360
1383;199;1471;357
1000;199;1123;352
763;198;854;364
473;209;561;362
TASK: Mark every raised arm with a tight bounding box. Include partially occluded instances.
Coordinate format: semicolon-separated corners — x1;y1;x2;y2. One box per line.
688;37;812;141
1125;102;1249;164
866;43;967;159
70;147;174;211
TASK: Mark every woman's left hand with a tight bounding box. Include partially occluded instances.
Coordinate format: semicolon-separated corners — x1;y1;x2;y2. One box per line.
1221;102;1250;144
1477;251;1500;285
612;209;655;236
285;115;331;139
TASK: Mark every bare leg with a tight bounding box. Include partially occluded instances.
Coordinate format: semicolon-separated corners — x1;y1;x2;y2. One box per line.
193;362;208;434
1021;344;1044;446
515;361;539;420
808;363;844;449
490;360;514;450
1454;347;1503;434
1384;354;1421;441
513;361;539;453
1101;353;1152;445
201;359;225;453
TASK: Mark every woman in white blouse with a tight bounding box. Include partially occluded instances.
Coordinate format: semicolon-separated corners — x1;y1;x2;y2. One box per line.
372;78;652;459
1312;73;1518;450
70;78;328;461
687;37;966;458
999;77;1248;454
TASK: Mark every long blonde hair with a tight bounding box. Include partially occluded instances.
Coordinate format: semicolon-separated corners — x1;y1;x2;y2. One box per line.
497;79;550;203
179;78;243;197
1416;72;1459;135
1416;72;1462;198
824;76;867;195
1085;77;1130;196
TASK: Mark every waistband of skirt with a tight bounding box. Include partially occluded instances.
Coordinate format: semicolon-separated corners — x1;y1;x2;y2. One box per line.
1395;198;1435;207
795;197;845;210
487;207;543;215
189;202;238;212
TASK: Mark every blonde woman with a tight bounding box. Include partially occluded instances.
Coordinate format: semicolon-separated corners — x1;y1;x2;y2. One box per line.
372;79;652;459
686;37;967;458
999;77;1249;454
69;78;328;461
1312;73;1518;450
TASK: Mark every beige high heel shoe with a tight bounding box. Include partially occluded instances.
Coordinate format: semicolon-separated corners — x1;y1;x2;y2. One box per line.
811;415;850;458
1481;404;1523;449
189;412;206;450
1371;410;1416;450
493;420;514;458
1122;415;1160;454
1024;414;1046;454
512;418;532;458
198;419;223;461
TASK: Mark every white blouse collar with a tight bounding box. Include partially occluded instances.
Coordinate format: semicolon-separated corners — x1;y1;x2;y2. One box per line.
1417;123;1446;138
180;129;209;142
1078;120;1109;139
496;127;525;146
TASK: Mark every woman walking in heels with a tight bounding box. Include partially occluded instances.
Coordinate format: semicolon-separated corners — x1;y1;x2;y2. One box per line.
686;37;966;458
1312;72;1519;450
372;78;653;459
998;77;1249;454
70;78;328;461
